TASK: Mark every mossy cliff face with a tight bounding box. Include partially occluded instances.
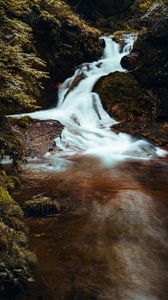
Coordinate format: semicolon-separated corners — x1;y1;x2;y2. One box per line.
0;172;37;296
0;0;101;115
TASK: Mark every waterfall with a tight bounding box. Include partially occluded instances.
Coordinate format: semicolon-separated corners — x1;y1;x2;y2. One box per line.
11;35;166;166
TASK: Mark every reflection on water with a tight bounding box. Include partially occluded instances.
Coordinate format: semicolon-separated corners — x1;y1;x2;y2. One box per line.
12;157;168;300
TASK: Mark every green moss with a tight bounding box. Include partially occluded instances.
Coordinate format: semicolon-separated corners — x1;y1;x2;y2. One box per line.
139;0;165;11
0;2;49;114
17;116;32;128
94;72;156;122
0;185;15;205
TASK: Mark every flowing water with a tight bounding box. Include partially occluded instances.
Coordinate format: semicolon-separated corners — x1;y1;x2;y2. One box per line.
7;36;168;300
13;35;166;167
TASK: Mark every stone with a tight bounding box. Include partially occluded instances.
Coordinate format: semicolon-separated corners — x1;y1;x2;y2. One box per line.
24;195;60;217
121;52;139;70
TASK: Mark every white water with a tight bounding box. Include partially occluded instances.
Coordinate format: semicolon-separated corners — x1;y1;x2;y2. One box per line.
11;35;166;166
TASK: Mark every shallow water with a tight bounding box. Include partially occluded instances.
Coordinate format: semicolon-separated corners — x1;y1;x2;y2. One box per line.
10;156;168;300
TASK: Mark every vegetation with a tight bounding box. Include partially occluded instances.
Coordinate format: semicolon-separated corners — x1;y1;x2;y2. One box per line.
0;1;49;114
139;0;166;10
0;0;100;115
0;169;37;296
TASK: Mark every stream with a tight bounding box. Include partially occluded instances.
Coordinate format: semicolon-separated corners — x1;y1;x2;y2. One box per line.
8;35;168;300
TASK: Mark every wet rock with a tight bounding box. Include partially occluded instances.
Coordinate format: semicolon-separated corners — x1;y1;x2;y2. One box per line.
94;72;155;122
64;73;86;99
13;118;63;158
114;121;168;147
94;72;168;146
24;195;60;217
121;52;139;70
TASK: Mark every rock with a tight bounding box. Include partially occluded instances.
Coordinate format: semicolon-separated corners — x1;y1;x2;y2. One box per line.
121;52;139;70
142;1;168;42
94;72;168;146
129;2;168;124
13;118;63;158
94;72;155;122
24;195;60;217
0;180;37;296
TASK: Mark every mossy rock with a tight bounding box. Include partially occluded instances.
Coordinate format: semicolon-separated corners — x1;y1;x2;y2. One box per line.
0;185;15;206
114;121;168;146
24;196;60;217
17;116;33;128
0;196;37;296
94;72;156;122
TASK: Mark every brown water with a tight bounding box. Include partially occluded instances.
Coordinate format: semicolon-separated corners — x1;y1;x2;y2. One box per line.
13;157;168;300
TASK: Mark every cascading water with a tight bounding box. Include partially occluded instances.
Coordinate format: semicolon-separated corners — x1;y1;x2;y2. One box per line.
12;35;166;167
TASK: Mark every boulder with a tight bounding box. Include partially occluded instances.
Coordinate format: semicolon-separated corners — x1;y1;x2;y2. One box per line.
94;72;155;122
24;195;60;217
121;52;139;70
94;72;168;146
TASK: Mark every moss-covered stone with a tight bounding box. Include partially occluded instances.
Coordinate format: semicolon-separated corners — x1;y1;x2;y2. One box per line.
0;185;15;205
94;72;156;122
0;180;37;296
94;71;168;146
24;195;60;217
0;169;37;296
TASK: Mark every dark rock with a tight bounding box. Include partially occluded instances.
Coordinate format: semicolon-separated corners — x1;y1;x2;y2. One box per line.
94;71;168;146
121;52;139;70
24;195;60;217
94;72;156;122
